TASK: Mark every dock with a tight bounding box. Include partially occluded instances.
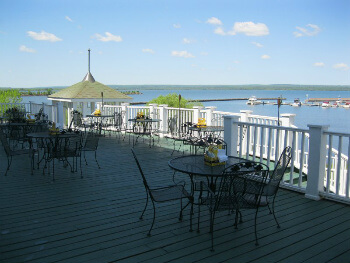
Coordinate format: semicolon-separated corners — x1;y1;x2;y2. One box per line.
306;98;350;102
131;97;286;105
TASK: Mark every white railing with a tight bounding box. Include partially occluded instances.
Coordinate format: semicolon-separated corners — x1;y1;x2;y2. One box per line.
224;115;350;204
3;101;348;203
0;102;57;123
323;131;350;201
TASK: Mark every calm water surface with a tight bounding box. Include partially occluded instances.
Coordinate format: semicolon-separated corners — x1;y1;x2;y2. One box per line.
22;89;350;133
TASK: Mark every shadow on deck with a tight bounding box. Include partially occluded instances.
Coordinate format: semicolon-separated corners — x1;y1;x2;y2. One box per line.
1;135;349;263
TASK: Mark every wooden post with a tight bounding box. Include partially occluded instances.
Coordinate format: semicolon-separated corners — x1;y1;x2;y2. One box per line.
305;124;329;200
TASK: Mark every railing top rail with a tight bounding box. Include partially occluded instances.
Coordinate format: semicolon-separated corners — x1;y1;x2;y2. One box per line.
324;131;350;137
166;107;194;111
233;120;309;133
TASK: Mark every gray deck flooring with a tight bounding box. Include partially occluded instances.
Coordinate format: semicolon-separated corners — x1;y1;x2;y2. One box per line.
1;134;350;263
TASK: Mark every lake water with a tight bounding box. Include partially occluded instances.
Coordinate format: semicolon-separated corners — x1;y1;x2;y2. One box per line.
21;89;350;133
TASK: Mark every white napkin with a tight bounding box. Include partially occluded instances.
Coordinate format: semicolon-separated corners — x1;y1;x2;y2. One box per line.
217;149;228;162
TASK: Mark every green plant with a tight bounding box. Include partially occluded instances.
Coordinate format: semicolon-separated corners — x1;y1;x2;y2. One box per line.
5;106;26;123
0;89;22;104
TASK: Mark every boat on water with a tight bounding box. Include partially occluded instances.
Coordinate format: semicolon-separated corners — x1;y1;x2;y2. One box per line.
291;98;301;107
343;102;350;109
246;96;262;105
321;101;331;108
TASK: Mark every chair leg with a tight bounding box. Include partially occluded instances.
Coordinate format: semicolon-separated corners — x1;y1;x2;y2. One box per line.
4;156;12;176
270;197;280;228
84;151;88;165
147;200;156;237
94;151;100;169
140;193;149;220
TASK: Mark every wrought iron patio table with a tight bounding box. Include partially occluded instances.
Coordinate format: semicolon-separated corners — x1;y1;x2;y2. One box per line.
188;125;224;138
27;132;79;174
86;115;114;134
128;118;161;147
168;155;247;231
168;155;246;187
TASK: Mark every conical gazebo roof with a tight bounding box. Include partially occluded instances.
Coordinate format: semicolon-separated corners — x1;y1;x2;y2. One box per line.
48;81;132;100
48;49;132;102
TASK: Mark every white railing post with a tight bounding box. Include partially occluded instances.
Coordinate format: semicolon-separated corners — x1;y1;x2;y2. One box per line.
148;104;157;119
281;113;296;127
121;103;129;129
159;104;168;135
205;106;216;126
305;124;329;200
240;110;252;155
240;110;253;122
224;115;240;157
193;106;203;124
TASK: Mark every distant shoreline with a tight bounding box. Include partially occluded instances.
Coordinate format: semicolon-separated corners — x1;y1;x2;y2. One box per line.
3;84;350;91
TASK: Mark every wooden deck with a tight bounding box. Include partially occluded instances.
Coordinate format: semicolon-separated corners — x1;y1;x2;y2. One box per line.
1;135;350;263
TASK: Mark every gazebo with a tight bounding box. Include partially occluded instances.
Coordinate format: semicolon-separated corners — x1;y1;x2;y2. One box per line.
48;49;132;128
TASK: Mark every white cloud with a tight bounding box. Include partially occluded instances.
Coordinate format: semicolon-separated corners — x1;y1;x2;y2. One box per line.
173;24;181;28
314;62;325;67
183;38;195;44
65;16;73;22
200;52;208;56
171;50;195;58
214;27;227;36
211;21;269;36
252;41;263;48
93;32;122;42
232;22;269;36
261;54;270;59
19;45;36;53
206;17;222;26
233;60;240;64
142;48;155;54
294;24;321;37
27;31;62;42
333;63;349;71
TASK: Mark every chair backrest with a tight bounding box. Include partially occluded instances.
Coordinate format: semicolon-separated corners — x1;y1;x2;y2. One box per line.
73;112;83;127
264;146;292;196
114;112;123;128
0;128;12;156
83;132;99;150
64;134;83;157
168;117;178;135
215;161;269;210
131;148;151;193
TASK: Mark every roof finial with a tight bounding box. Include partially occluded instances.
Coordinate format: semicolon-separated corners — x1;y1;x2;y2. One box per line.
82;48;95;83
88;48;91;72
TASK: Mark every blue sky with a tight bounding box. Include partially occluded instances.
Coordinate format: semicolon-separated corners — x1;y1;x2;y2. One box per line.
0;0;349;88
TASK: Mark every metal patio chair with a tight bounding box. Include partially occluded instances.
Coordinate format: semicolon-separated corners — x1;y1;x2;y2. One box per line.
0;127;34;176
131;148;192;236
81;132;100;169
198;161;269;251
46;133;83;180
